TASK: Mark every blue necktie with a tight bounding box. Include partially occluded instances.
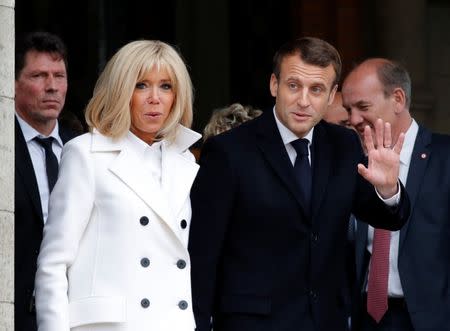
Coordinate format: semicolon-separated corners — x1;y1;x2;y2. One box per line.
34;137;59;192
291;138;312;214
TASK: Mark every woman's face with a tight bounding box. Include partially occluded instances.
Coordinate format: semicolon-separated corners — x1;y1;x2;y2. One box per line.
130;65;175;144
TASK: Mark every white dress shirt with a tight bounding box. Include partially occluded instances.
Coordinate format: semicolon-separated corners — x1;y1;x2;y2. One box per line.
16;113;63;223
366;119;419;297
273;107;313;166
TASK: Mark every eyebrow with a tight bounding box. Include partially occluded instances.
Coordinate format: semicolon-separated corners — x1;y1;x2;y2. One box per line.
355;100;371;108
285;76;300;82
310;82;327;89
285;76;327;88
137;78;172;83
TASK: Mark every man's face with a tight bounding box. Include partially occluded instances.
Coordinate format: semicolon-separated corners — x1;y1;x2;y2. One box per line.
342;67;397;146
270;54;337;137
15;50;67;126
323;92;351;128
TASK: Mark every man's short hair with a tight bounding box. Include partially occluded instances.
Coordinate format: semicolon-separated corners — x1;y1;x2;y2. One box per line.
376;60;412;109
15;31;68;79
273;37;342;87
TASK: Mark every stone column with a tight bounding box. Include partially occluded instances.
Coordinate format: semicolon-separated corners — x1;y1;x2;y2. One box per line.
0;0;15;330
374;0;433;127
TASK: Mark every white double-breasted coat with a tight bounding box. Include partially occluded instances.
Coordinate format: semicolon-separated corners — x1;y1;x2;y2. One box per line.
35;126;201;331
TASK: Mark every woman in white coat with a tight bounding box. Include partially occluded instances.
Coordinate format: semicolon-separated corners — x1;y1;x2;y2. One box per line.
35;40;201;331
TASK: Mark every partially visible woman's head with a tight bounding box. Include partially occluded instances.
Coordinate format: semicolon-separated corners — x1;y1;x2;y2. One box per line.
203;103;262;141
85;40;193;142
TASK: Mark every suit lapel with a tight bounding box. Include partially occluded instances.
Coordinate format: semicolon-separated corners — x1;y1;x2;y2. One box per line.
355;220;369;283
15;118;44;220
399;126;431;250
310;122;332;221
255;111;310;218
58;124;76;143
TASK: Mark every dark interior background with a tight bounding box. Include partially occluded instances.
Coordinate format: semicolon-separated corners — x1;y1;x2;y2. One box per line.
16;0;450;135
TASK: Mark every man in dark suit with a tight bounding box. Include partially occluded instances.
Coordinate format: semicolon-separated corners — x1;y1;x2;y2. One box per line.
342;58;450;331
188;37;410;331
15;31;76;331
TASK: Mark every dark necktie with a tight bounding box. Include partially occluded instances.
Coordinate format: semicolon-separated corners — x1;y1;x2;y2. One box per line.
367;228;391;323
291;138;312;214
34;137;59;192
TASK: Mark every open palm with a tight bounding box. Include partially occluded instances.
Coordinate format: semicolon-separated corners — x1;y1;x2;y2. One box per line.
358;119;405;198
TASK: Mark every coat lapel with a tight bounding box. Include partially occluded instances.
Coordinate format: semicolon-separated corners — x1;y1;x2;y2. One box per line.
15;118;43;220
109;144;173;224
310;122;332;221
161;125;201;221
255;111;310;217
399;126;431;250
161;144;199;220
104;126;201;239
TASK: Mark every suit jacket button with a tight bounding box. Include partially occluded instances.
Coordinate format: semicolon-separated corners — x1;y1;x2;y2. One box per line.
140;257;150;268
141;298;150;308
309;290;318;301
177;259;186;269
180;219;187;229
311;232;318;242
140;216;149;226
178;300;188;310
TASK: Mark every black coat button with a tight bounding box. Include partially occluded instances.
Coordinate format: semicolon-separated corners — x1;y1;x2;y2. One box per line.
140;258;150;268
311;232;318;242
141;298;150;308
178;300;188;310
180;219;187;229
177;259;186;269
140;216;149;226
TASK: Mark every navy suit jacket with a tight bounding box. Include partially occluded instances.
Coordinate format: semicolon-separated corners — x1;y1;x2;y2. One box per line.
354;125;450;331
189;110;410;331
14;117;76;331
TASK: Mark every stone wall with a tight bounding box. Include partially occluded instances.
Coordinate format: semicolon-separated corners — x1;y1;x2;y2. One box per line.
0;0;15;330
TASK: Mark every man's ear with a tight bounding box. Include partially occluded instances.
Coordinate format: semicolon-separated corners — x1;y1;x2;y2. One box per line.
392;87;406;113
328;84;338;106
270;73;278;97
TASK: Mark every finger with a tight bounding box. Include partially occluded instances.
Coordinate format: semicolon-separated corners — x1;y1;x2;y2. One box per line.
393;132;405;154
384;122;392;149
375;118;384;149
363;125;375;153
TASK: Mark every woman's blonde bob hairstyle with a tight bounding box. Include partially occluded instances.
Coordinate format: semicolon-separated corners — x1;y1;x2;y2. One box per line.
85;40;193;141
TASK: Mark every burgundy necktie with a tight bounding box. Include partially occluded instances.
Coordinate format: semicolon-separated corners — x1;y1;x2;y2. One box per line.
367;228;391;323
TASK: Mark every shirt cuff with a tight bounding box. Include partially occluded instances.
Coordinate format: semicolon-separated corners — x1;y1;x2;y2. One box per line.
375;180;401;206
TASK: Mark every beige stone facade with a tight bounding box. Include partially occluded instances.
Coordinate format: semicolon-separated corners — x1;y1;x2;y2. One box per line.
0;0;15;330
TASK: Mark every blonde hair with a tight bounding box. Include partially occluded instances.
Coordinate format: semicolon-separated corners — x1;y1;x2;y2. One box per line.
85;40;193;141
203;103;262;141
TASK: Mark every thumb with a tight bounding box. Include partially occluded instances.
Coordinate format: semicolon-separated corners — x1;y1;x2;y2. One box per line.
357;163;370;180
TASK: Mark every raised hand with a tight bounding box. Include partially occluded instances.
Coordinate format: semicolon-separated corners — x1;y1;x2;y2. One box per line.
357;118;405;198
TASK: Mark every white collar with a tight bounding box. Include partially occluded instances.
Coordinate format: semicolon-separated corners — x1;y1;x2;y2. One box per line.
273;107;314;147
15;112;63;147
91;124;201;153
399;119;419;167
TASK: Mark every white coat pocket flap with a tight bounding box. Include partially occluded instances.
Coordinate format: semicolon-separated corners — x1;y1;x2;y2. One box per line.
69;296;126;328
